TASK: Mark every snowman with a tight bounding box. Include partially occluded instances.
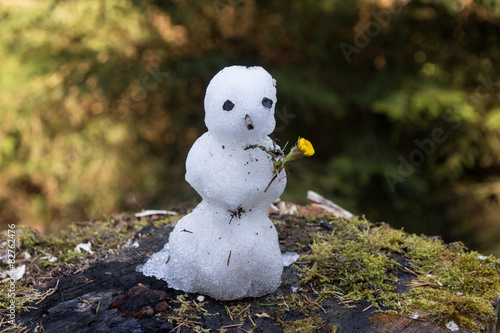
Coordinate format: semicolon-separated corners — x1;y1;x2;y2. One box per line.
139;66;287;300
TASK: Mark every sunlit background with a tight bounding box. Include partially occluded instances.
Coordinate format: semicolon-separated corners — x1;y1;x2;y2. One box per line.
1;0;499;257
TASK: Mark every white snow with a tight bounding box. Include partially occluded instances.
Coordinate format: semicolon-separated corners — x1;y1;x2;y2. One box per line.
282;252;300;266
446;321;460;331
40;256;58;263
8;264;26;281
139;66;287;300
135;210;177;217
74;242;93;255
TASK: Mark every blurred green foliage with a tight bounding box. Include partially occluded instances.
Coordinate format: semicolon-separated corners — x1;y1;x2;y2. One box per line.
0;0;499;255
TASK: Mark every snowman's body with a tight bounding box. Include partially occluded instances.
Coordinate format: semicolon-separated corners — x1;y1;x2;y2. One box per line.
139;66;286;300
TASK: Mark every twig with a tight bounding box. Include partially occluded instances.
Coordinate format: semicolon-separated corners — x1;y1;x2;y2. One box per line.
221;324;243;329
236;304;251;317
341;298;360;303
336;296;348;306
248;314;256;326
35;279;59;305
310;284;321;297
227;251;232;266
169;324;183;333
362;304;374;312
406;280;437;288
264;173;278;193
78;297;90;305
302;293;327;314
403;267;419;277
225;305;233;321
228;206;244;224
307;190;353;217
193;300;208;313
425;274;443;286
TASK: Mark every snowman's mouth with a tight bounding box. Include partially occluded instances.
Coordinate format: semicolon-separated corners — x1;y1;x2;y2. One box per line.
245;114;254;130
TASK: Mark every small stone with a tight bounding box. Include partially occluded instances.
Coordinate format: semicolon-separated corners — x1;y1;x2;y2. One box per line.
409;314;420;320
446;321;459;331
319;220;333;230
261;97;273;108
154;301;170;313
110;284;168;318
139;306;154;318
197;295;205;302
222;99;234;111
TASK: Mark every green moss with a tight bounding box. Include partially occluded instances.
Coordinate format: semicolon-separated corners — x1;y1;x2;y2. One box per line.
8;215;181;277
299;217;400;307
298;216;500;330
282;316;331;332
275;293;313;318
2;212;499;332
272;293;336;332
0;283;43;314
403;249;500;330
403;234;448;271
153;215;182;227
0;214;181;316
0;323;28;332
226;303;251;320
163;294;210;332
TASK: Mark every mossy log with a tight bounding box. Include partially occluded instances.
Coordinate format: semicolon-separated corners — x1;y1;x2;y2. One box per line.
3;198;500;333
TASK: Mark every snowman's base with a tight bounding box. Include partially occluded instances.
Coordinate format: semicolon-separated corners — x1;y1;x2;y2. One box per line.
16;200;500;333
138;201;285;301
138;242;286;301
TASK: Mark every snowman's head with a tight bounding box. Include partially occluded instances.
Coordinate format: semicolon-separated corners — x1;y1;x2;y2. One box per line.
204;66;277;143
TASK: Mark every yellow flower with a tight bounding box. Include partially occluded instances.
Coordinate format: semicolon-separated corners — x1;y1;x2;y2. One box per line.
273;136;315;171
297;137;315;156
266;136;315;192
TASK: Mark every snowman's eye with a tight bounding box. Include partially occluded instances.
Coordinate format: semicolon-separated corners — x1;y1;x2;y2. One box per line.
223;100;235;111
262;97;273;109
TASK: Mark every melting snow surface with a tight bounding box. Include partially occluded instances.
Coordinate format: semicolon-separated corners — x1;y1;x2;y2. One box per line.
139;66;288;300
